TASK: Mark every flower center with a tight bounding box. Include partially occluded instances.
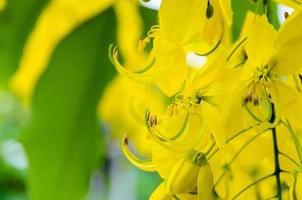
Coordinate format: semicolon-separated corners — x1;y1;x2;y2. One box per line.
244;66;271;106
254;65;270;84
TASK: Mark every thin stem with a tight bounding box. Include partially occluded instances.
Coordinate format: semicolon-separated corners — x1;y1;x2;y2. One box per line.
205;140;216;156
232;173;274;200
270;104;282;200
226;37;247;62
279;151;299;167
280;169;291;174
272;127;282;200
208;126;254;160
227;126;254;143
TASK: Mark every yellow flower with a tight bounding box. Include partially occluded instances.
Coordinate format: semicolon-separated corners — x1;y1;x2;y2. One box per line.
166;151;213;195
113;0;233;97
150;151;214;200
223;13;302;136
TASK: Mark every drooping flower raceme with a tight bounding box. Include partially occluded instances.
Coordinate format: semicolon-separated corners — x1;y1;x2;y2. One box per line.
102;0;302;199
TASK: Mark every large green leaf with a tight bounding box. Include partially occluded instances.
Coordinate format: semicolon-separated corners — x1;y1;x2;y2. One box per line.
20;8;116;200
0;0;49;82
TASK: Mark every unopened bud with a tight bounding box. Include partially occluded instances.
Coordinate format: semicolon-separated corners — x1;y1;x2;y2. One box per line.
197;162;214;200
166;151;211;195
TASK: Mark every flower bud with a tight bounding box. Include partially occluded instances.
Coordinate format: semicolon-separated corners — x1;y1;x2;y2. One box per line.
166;151;212;195
197;162;214;200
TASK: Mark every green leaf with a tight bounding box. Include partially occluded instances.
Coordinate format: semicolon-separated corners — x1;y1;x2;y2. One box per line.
140;5;158;36
20;8;116;200
266;0;280;30
0;0;49;82
231;0;256;40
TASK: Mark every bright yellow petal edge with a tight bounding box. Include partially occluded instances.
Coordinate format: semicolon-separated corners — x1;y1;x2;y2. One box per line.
0;0;6;10
9;0;114;106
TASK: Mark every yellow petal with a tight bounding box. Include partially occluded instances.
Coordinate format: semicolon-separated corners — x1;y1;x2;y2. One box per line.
241;11;257;36
197;162;214;200
272;35;302;76
245;15;277;68
166;156;200;194
221;83;249;138
276;7;302;45
218;0;233;26
152;142;185;178
152;34;189;96
114;0;143;67
159;0;207;46
270;81;302;126
273;0;301;11
98;75;166;155
296;172;302;199
149;183;172;200
202;102;225;148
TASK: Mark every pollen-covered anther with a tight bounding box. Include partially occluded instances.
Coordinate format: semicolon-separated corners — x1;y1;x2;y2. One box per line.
150;115;157;127
253;97;259;106
244;93;260;106
244;94;253;104
167;103;181;117
146;110;158;127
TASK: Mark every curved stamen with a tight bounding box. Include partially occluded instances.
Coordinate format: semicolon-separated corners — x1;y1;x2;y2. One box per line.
145;109;190;142
195;33;223;56
121;134;156;172
145;109;205;152
154;111;190;141
243;101;263;123
138;25;159;51
111;46;160;81
227;37;247;62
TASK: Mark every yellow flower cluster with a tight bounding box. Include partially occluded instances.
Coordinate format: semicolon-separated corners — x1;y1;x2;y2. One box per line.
101;0;302;199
